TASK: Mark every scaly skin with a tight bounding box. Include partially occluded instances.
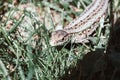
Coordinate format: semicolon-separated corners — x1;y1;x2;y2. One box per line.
50;0;109;46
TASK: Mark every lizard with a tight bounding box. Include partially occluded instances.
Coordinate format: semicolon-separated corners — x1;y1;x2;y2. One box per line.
50;0;109;46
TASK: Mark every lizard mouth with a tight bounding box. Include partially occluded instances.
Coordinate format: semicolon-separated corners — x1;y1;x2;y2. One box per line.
49;39;67;46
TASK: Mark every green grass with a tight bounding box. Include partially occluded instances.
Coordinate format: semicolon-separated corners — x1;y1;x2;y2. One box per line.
0;0;119;80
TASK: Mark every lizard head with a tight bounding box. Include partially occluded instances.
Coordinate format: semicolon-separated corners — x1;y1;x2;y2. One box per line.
49;30;70;46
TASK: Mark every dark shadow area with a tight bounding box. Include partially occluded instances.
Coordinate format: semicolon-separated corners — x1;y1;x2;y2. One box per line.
60;49;106;80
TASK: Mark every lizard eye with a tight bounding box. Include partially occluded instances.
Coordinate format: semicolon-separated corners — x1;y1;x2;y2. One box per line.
62;37;65;41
